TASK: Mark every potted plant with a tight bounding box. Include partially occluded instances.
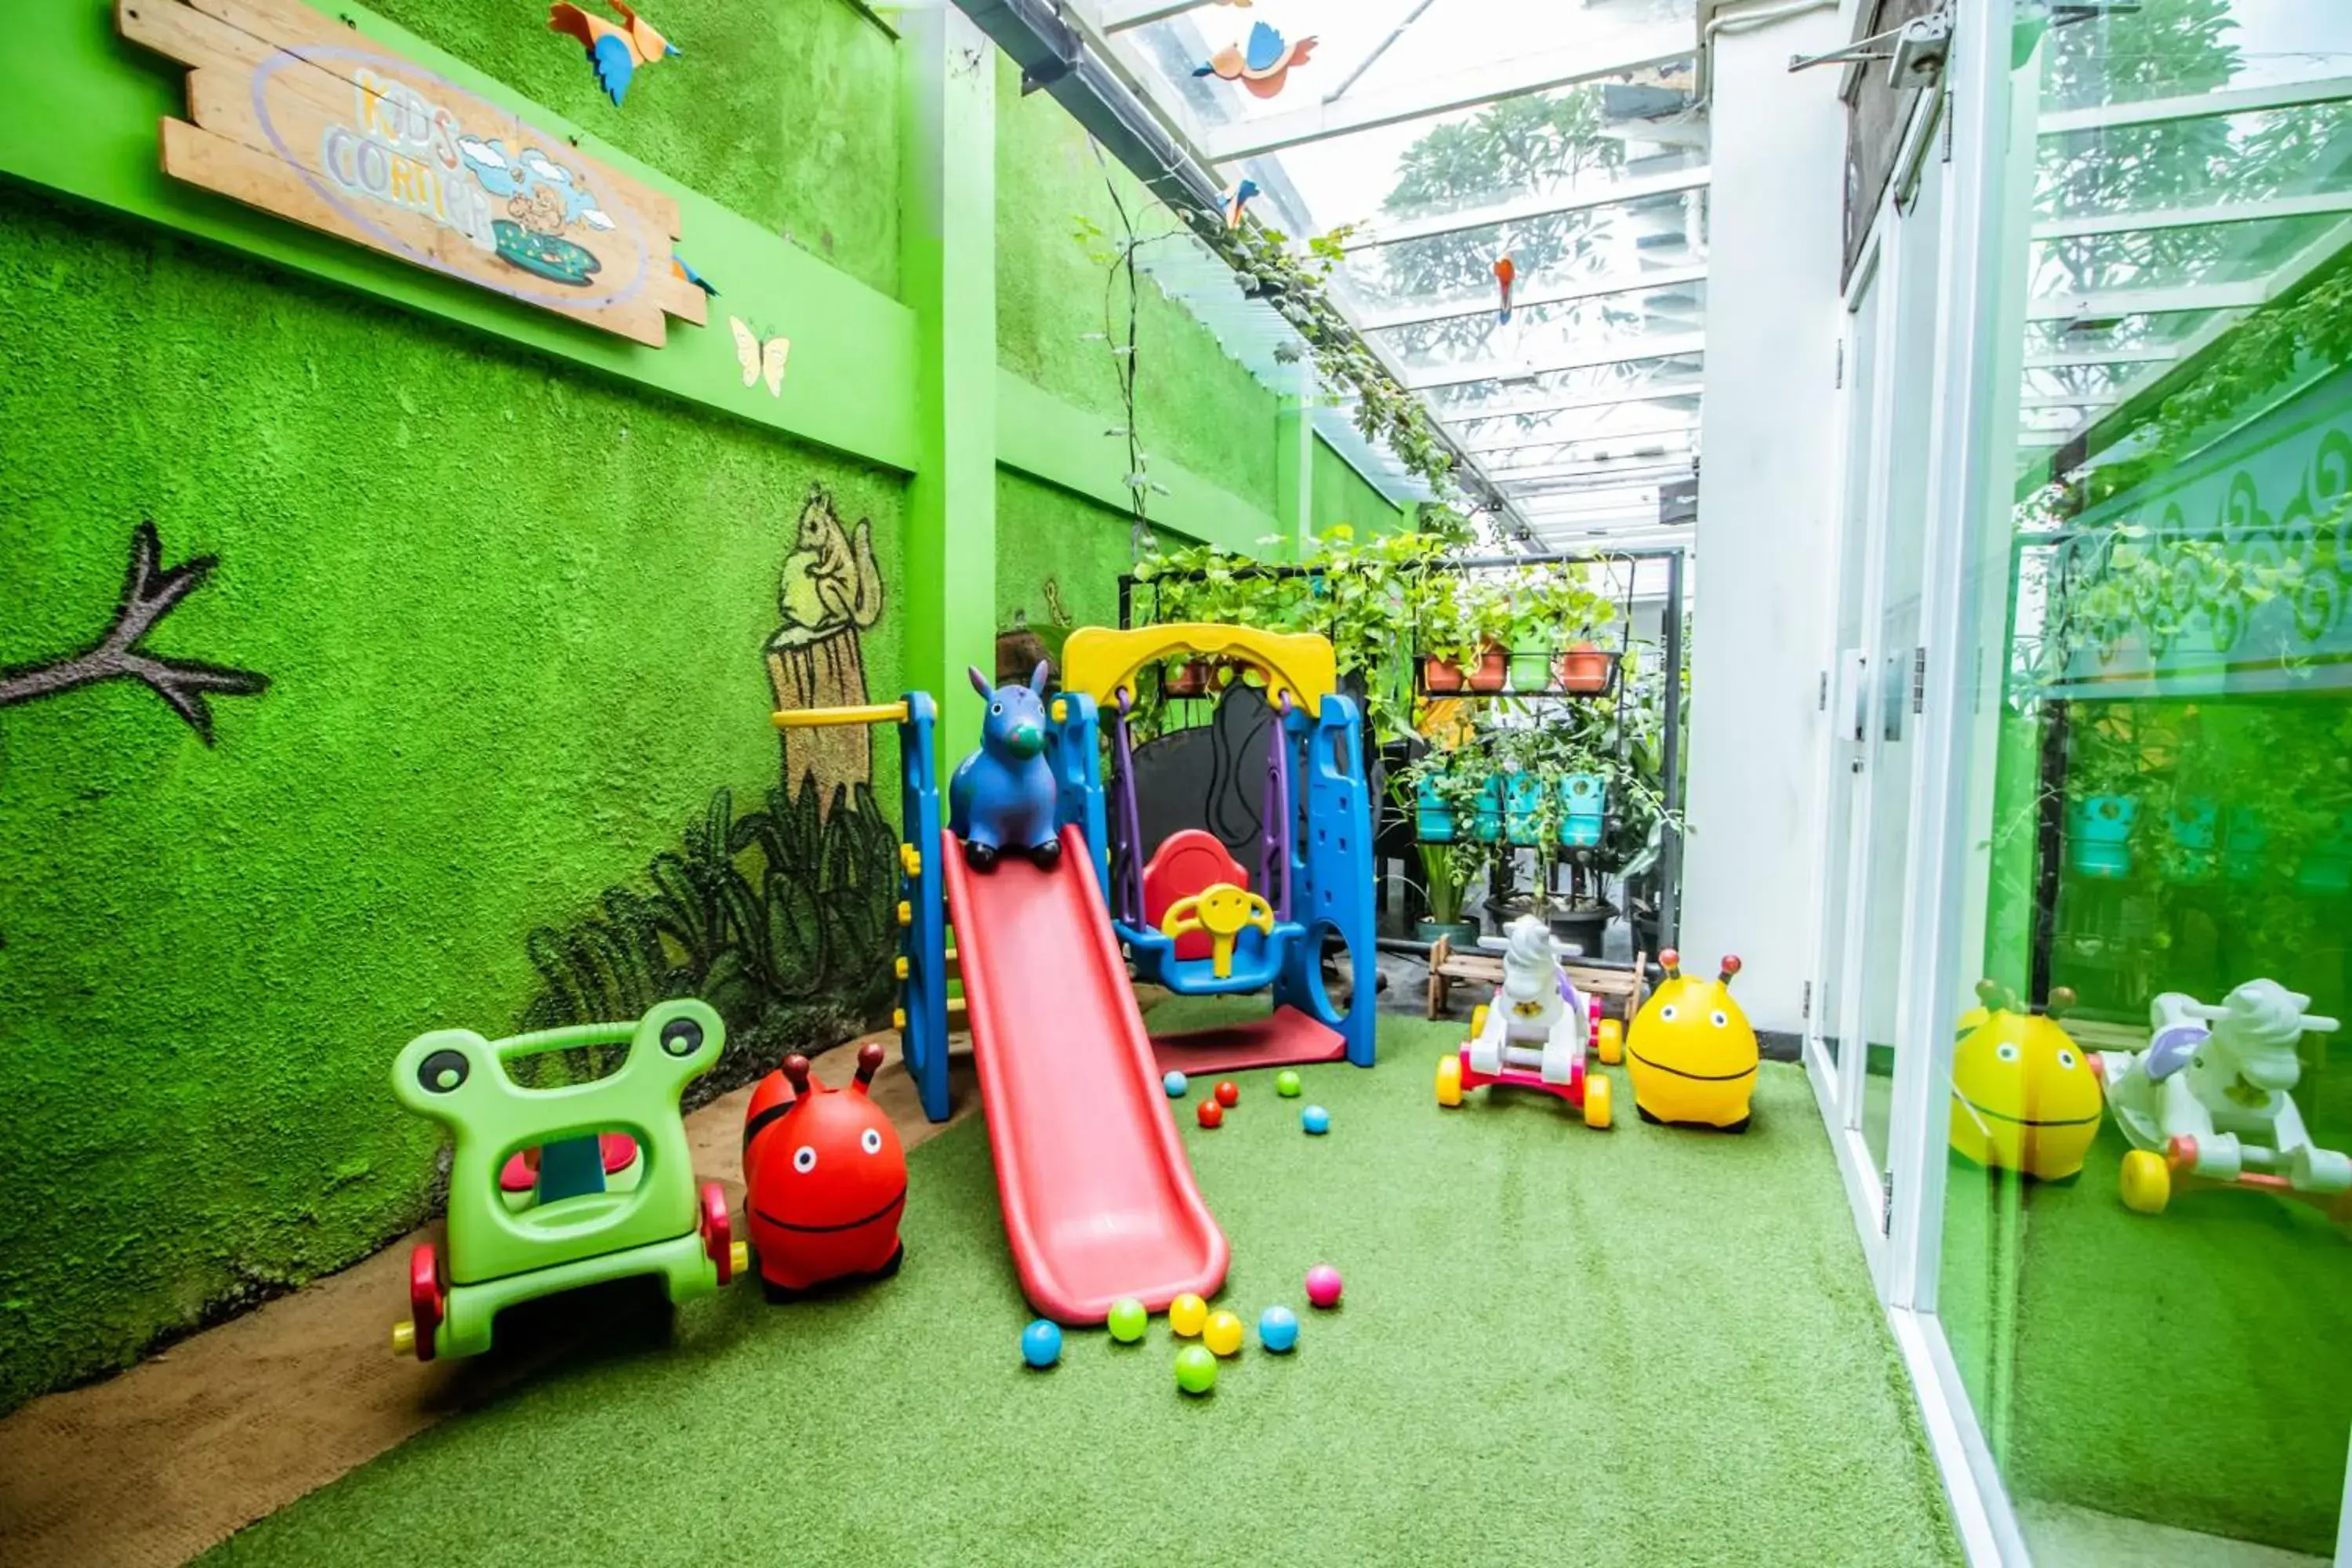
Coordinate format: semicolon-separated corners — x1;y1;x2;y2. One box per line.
1556;640;1617;695
2161;796;2219;884
1416;837;1487;947
1504;767;1545;845
1559;771;1609;848
1462;582;1513;693
1414;568;1477;694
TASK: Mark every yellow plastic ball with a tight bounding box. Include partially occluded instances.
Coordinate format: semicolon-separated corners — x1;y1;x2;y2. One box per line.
1203;1309;1244;1356
1168;1292;1208;1338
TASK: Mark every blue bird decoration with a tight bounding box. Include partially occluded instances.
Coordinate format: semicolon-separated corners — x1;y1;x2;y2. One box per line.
548;1;680;108
1194;21;1318;98
1224;178;1260;229
670;254;717;296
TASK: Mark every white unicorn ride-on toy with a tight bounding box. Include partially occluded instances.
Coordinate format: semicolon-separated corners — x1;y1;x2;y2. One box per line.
2095;978;2351;1225
1435;916;1612;1130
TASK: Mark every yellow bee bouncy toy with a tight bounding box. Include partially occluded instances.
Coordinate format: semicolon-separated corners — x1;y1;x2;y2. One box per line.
1625;949;1760;1131
1947;982;2102;1181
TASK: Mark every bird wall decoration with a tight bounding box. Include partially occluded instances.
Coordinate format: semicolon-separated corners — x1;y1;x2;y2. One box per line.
547;1;679;108
1224;178;1261;230
1494;256;1516;324
1193;22;1317;99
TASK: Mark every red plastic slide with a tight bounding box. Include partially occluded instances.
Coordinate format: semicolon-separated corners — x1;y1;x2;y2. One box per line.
941;823;1229;1324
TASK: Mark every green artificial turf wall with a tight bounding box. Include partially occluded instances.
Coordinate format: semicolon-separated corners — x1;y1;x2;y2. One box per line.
0;185;906;1413
993;55;1279;524
996;471;1142;637
203;1025;1962;1567
1312;435;1404;539
367;0;902;299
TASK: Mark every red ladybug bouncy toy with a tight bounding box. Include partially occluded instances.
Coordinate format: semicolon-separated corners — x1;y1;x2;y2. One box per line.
742;1043;909;1298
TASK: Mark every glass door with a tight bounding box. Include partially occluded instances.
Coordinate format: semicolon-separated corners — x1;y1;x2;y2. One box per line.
1815;102;1951;1252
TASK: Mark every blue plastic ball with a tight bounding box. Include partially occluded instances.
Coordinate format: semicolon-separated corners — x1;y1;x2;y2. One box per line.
1163;1071;1189;1098
1301;1105;1331;1134
1021;1319;1063;1369
1258;1305;1300;1354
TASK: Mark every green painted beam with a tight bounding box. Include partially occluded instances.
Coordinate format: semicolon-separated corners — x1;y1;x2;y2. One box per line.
994;371;1279;555
899;6;996;763
0;0;919;473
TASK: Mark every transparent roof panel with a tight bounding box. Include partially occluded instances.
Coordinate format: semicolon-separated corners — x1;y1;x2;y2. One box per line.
1374;279;1705;379
1334;188;1706;317
2036;2;2352;114
2038;104;2352;220
2030;212;2343;293
1457;397;1702;450
2020;310;2231;354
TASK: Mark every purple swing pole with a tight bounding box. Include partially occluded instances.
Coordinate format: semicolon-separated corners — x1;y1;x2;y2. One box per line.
1261;692;1294;923
1112;689;1146;925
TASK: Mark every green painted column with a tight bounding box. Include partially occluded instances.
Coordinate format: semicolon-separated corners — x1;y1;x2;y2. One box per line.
898;9;997;765
1275;368;1317;558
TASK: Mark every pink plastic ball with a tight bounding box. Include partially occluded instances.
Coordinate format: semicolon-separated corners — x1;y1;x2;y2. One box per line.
1305;1264;1343;1309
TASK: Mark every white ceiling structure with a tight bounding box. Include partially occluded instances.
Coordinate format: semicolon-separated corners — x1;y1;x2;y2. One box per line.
1051;0;1709;553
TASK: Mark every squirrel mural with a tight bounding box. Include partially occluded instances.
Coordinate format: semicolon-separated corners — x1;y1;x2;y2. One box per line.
766;487;885;817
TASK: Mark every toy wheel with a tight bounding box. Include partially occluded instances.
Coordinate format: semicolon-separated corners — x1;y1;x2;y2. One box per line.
401;1242;445;1362
699;1182;735;1284
2119;1150;2170;1215
1436;1054;1464;1108
1583;1074;1612;1131
1595;1018;1624;1066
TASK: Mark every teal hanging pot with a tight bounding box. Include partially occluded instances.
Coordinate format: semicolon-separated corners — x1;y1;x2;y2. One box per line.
2162;797;2217;884
2065;793;2137;880
2223;806;2269;885
1472;775;1505;842
1414;775;1456;842
1504;773;1544;845
2296;811;2352;895
1559;773;1608;848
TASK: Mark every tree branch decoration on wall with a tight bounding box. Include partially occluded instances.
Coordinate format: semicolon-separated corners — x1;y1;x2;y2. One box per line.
768;488;885;817
0;521;270;745
121;0;709;347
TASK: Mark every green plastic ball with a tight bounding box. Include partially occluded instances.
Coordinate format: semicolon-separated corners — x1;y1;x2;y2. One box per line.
1174;1344;1218;1396
1275;1070;1303;1098
1108;1298;1149;1343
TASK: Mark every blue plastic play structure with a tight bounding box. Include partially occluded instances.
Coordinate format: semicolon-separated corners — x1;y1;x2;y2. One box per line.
947;663;1062;871
1056;623;1378;1073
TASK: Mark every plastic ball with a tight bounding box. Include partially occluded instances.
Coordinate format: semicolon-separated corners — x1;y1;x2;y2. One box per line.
1214;1080;1240;1108
1174;1344;1218;1396
1275;1070;1302;1098
1301;1105;1331;1134
1258;1305;1299;1353
1305;1265;1343;1309
1163;1071;1189;1098
1203;1309;1244;1356
1021;1319;1063;1368
1196;1099;1224;1130
1107;1298;1148;1343
1169;1292;1208;1338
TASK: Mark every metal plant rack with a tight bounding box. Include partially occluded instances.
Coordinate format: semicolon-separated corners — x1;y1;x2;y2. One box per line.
1116;547;1686;953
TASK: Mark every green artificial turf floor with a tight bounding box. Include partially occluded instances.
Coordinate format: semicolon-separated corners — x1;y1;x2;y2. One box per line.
210;1005;1959;1566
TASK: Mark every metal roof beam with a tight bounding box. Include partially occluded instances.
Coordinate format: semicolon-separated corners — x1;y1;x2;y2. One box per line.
2024;279;2268;321
1098;0;1218;34
1359;263;1707;332
2032;189;2352;243
1439;376;1707;426
1471;423;1700;459
2038;74;2352;138
1404;332;1706;392
1201;24;1696;162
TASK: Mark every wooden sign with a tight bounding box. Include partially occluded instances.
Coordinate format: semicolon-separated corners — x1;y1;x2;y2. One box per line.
120;0;706;347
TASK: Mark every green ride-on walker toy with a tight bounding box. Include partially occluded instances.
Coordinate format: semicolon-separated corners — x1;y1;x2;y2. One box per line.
388;998;746;1361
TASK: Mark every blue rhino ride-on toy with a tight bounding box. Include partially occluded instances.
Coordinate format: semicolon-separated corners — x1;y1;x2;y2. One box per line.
949;662;1063;872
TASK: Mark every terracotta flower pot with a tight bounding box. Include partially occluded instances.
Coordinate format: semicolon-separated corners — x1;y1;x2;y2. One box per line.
1467;644;1509;693
1423;655;1468;694
1555;643;1613;694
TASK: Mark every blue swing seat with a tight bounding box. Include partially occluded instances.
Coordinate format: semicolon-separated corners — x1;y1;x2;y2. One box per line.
1119;918;1307;996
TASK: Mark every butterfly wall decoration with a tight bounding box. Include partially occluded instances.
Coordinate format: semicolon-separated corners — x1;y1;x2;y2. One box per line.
730;317;791;397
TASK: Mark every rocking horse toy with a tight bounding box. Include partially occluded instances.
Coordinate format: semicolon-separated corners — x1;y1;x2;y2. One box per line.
2095;977;2351;1224
1435;916;1611;1129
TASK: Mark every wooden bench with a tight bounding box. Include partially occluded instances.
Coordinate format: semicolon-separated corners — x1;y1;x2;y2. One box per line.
1425;935;1649;1022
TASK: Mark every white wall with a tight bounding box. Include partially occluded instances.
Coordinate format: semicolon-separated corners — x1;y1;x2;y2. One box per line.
1681;1;1849;1033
